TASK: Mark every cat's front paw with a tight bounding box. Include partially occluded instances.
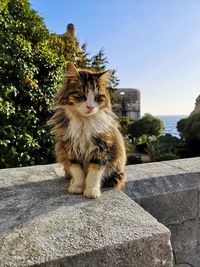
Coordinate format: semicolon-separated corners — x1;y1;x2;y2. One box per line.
68;184;84;194
84;187;101;199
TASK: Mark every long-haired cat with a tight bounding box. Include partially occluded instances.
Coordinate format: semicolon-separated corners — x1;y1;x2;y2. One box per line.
48;62;126;198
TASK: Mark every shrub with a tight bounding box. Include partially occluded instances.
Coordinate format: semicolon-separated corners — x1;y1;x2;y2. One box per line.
124;137;134;154
128;113;164;140
146;134;182;162
118;116;137;155
118;116;132;136
126;154;142;165
154;153;180;161
177;113;200;156
135;142;148;153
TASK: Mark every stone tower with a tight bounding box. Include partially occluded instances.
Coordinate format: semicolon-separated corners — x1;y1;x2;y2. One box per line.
113;88;140;120
66;23;76;38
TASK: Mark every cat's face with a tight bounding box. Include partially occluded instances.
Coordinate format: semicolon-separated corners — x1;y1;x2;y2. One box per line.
59;62;112;116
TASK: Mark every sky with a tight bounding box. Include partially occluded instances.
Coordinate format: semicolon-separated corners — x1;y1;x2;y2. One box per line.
30;0;200;115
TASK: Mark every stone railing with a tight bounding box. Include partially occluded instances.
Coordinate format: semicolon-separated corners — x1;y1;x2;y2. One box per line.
1;157;199;267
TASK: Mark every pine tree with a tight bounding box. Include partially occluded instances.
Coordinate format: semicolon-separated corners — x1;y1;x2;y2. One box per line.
90;48;119;88
90;48;108;72
76;42;91;69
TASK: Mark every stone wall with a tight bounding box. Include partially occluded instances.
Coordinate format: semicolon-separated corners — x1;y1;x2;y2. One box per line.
1;158;200;266
125;157;200;267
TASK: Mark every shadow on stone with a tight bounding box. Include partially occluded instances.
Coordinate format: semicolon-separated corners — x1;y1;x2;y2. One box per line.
0;176;90;234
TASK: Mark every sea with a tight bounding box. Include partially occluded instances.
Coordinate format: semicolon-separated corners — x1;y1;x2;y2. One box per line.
155;115;188;138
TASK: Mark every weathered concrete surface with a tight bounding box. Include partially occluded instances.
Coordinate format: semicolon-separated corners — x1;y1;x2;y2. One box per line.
124;157;200;267
0;164;172;267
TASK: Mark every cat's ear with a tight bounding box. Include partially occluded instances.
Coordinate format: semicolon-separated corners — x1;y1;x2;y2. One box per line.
65;62;79;80
97;70;112;85
97;70;112;80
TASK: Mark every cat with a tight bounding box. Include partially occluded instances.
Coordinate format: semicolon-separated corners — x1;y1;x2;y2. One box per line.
48;62;126;198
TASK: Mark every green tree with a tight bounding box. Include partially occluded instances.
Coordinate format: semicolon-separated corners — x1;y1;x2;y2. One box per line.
90;48;108;72
0;1;120;168
0;0;64;168
177;113;200;156
90;48;119;89
128;113;164;140
50;33;90;69
146;134;181;161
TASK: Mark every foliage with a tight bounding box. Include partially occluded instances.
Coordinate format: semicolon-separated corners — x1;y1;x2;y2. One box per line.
135;142;148;153
153;152;179;162
177;113;200;142
146;137;180;162
90;48;108;72
177;113;200;156
124;137;134;154
128;113;164;140
123;113;163;154
118;116;136;155
90;48;119;88
126;154;142;165
157;134;184;152
0;0;120;168
0;0;64;168
118;116;132;136
50;33;90;69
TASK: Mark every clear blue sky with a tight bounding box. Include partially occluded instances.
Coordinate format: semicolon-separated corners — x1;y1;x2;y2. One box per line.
30;0;200;115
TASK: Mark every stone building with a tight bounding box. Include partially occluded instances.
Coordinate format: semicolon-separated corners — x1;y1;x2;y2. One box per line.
113;88;140;120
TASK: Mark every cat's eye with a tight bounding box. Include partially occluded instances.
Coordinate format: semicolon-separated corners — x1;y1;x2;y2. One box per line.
74;94;86;101
95;94;104;102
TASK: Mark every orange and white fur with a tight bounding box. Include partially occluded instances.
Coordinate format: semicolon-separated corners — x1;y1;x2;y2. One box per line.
49;62;126;198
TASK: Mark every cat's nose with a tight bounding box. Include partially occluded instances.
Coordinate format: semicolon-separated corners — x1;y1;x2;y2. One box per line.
86;104;94;112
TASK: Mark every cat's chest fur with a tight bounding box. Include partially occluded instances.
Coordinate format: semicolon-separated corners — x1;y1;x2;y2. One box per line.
66;111;115;159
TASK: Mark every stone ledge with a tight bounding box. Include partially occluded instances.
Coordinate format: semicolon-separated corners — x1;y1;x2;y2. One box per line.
124;157;200;266
0;164;172;267
124;157;200;225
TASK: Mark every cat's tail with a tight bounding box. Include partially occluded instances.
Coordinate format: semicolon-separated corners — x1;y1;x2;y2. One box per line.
102;171;126;189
